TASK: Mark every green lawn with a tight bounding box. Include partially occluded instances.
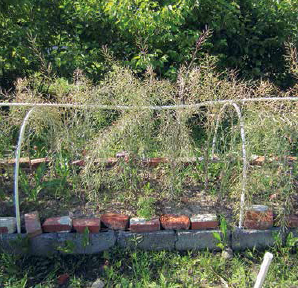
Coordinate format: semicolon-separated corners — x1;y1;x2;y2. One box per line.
1;244;298;287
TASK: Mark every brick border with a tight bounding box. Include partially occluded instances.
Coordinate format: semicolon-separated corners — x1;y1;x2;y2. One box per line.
1;205;298;254
1;155;296;170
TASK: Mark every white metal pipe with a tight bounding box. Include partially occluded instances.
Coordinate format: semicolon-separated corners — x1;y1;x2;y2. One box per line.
0;96;297;110
14;108;36;233
254;252;274;288
2;96;296;233
211;102;230;159
232;103;248;229
210;102;248;228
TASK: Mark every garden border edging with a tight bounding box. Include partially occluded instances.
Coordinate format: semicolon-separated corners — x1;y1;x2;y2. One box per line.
0;228;293;255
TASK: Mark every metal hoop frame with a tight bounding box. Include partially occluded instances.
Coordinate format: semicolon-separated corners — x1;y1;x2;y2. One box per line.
1;96;297;233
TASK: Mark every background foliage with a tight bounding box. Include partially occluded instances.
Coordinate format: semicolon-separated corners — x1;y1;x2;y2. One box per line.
1;0;298;90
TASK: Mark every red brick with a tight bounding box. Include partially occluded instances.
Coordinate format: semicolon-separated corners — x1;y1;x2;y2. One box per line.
251;156;265;166
25;211;42;238
286;215;298;228
73;218;100;233
100;213;129;230
30;158;49;168
178;157;196;167
160;214;190;230
42;216;72;232
57;273;69;285
72;159;85;167
272;156;297;163
190;214;218;230
0;217;16;234
269;193;277;200
244;205;273;230
130;218;160;232
116;152;131;163
8;157;30;166
98;158;118;168
143;158;168;168
116;151;129;159
0;227;8;233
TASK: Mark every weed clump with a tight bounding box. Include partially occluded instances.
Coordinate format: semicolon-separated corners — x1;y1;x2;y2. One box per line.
0;51;297;226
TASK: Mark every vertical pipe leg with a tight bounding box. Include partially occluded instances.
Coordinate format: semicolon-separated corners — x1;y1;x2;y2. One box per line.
211;103;248;228
232;103;247;229
14;108;36;233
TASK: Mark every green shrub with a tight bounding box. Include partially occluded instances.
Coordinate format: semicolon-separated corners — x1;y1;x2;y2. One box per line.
1;0;297;89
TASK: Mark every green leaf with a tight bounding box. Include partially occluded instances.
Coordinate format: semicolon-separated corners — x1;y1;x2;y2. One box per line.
213;232;221;242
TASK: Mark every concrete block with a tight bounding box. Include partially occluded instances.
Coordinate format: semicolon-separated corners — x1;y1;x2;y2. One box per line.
30;233;58;256
57;231;116;254
0;234;29;254
232;228;281;250
287;228;298;245
1;232;116;255
176;230;229;251
289;228;298;237
88;232;116;253
117;230;176;251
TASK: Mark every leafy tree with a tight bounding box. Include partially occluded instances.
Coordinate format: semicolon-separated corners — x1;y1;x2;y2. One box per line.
0;0;297;89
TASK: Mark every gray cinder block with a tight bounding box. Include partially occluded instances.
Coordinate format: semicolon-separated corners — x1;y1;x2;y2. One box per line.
117;230;176;251
232;228;282;250
176;230;230;251
57;231;116;254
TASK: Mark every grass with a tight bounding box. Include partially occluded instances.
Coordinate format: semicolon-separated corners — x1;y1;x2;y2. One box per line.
1;243;298;287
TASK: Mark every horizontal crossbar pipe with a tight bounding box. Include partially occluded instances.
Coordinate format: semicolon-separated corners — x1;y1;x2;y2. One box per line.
0;97;298;110
3;96;297;233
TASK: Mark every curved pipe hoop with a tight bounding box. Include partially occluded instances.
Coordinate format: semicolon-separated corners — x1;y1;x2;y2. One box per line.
211;103;248;228
14;108;36;233
2;97;295;232
211;102;230;159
